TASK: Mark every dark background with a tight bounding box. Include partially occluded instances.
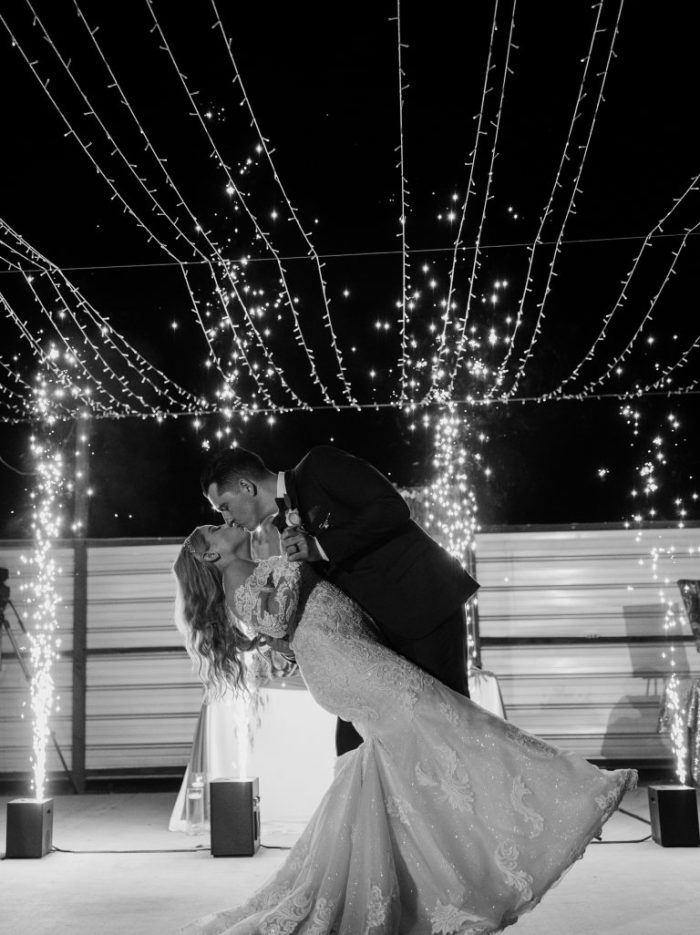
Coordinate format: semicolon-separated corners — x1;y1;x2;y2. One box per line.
0;0;698;538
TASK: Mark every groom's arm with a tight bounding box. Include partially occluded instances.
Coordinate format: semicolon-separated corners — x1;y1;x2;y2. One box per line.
306;446;410;565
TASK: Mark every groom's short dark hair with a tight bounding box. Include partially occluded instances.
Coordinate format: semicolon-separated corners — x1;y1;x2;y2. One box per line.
200;447;269;494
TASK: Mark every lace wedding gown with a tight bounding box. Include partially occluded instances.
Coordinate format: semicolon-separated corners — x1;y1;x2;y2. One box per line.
183;557;636;935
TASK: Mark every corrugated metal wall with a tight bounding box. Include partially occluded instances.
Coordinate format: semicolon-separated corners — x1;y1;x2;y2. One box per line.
476;526;700;758
1;525;698;776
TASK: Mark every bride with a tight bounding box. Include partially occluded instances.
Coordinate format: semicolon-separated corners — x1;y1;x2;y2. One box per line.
173;523;636;935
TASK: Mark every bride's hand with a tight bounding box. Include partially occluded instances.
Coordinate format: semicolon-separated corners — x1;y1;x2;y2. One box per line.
259;635;296;657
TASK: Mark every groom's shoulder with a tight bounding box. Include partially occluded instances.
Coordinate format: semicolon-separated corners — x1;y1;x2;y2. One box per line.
302;445;353;467
299;445;368;480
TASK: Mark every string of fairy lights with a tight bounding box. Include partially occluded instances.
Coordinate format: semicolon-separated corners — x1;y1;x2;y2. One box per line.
0;218;206;419
573;220;700;400
1;0;698;422
504;0;624;400
0;2;697;792
18;0;312;415
542;170;700;401
486;0;618;400
393;0;412;403
144;0;355;411
443;0;519;401
432;0;501;397
207;0;358;412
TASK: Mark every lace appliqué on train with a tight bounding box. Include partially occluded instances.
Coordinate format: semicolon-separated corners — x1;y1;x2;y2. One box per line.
416;744;475;814
439;700;461;726
429;891;488;935
494;841;534;903
504;721;557;759
510;776;544;838
220;882;294;929
259;887;314;934
306;897;335;934
364;884;392;933
386;796;414;827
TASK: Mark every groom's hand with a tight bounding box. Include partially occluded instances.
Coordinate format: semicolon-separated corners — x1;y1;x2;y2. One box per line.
281;528;322;562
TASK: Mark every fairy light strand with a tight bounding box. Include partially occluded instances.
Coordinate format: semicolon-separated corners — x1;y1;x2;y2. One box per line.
24;1;296;413
572;219;700;399
0;354;32;408
0;254;147;417
432;0;501;384
485;0;609;398
0;218;205;410
0;291;109;417
445;0;519;398
7;5;295;412
144;0;340;409
392;0;411;402
0;7;239;407
1;236;175;416
543;169;700;400
67;0;308;413
630;330;700;398
503;0;624;399
209;0;358;409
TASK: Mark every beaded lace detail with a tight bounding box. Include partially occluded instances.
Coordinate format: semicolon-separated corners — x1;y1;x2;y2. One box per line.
234;555;301;639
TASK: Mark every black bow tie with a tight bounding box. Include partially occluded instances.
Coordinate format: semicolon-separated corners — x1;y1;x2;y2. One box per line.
271;497;287;532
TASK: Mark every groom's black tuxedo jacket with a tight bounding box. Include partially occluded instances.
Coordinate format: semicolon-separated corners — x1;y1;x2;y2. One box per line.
286;446;479;640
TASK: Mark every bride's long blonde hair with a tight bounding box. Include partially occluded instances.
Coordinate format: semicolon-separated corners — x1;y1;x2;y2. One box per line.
172;527;256;698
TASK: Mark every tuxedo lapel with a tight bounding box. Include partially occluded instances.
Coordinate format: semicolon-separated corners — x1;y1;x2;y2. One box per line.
285;469;299;511
287;464;319;532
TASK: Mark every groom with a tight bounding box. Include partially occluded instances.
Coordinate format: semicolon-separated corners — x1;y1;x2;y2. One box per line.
201;445;479;755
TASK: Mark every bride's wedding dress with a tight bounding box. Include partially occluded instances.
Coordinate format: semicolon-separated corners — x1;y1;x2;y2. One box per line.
184;557;636;935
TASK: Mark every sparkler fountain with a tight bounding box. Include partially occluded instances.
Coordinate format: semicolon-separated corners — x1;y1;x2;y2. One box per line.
5;377;66;858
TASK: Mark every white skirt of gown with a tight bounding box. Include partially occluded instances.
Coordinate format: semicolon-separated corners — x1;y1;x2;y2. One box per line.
183;576;637;935
169;694;240;833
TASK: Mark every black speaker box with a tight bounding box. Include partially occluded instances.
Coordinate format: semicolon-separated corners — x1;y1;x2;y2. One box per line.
648;784;700;847
210;778;260;857
5;798;54;858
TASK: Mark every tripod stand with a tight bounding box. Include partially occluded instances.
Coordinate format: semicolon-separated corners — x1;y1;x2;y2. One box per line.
0;569;79;793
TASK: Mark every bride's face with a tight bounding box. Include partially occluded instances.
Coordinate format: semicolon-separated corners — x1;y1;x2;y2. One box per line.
199;523;248;557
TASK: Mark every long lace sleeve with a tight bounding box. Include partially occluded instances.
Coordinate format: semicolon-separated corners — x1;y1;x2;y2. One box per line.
233;555;301;639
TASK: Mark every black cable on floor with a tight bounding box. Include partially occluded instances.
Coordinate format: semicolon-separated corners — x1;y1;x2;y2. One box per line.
588;803;654;843
592;835;652;844
51;842;292;854
618;806;652;826
52;845;208;854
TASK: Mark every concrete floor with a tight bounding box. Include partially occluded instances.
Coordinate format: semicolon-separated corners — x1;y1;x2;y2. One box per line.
1;786;698;935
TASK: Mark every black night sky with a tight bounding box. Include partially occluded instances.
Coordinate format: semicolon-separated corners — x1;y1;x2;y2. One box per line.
0;0;698;539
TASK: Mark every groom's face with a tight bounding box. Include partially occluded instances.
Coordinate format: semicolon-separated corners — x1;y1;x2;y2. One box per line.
206;480;258;531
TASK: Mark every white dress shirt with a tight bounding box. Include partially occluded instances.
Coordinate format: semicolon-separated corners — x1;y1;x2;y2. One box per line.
277;471;329;561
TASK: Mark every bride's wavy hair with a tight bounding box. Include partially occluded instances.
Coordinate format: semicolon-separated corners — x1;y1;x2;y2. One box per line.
172;528;256;699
